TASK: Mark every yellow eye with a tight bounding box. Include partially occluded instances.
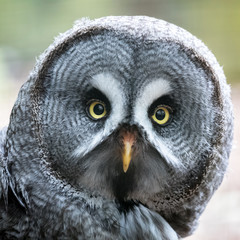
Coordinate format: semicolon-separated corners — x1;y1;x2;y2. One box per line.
88;100;107;120
152;105;171;125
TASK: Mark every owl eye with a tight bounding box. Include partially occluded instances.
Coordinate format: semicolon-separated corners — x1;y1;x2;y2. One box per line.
152;105;171;126
88;100;107;120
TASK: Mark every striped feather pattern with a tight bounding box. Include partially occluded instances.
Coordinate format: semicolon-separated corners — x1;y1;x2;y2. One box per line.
0;16;233;239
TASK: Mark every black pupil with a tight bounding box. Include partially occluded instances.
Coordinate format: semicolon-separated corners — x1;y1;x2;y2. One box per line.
94;103;104;115
155;109;166;120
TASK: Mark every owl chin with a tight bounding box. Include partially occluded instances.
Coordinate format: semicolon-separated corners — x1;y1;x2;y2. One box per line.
62;124;171;210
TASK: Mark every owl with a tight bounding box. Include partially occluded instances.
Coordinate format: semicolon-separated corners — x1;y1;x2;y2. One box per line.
0;16;233;239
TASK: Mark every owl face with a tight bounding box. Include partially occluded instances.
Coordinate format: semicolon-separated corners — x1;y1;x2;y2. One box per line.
39;30;219;206
3;16;232;238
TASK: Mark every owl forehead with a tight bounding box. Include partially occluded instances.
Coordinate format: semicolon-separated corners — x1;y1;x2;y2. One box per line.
46;31;134;90
45;30;204;98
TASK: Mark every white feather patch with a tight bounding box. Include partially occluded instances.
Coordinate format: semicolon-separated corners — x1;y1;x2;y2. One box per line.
135;78;172;113
72;131;106;159
90;73;126;130
134;78;183;168
73;73;126;158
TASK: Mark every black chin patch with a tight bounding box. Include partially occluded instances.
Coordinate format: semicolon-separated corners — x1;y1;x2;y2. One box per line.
111;160;137;201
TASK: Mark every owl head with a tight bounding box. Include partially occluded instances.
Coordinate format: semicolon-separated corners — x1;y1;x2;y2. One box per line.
4;16;233;237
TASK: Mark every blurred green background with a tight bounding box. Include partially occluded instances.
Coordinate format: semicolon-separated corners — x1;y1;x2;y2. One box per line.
0;0;240;86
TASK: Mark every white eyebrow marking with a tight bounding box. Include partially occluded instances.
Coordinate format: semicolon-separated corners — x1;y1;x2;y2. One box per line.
134;78;183;169
90;72;126;127
134;78;172;127
135;78;172;113
73;72;126;158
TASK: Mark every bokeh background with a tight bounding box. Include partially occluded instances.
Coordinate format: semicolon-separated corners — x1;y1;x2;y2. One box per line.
0;0;239;239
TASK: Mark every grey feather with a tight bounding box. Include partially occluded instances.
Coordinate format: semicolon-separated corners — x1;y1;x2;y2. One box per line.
0;16;233;239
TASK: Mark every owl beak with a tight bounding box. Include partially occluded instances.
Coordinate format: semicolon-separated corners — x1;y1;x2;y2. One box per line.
122;131;135;173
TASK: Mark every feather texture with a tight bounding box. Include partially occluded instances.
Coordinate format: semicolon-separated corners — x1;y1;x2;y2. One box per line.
0;16;233;239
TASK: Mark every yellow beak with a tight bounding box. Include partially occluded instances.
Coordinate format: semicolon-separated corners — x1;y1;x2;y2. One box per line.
122;132;135;173
122;140;133;173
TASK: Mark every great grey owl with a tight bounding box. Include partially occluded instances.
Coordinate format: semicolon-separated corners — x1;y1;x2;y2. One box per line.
0;16;233;239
